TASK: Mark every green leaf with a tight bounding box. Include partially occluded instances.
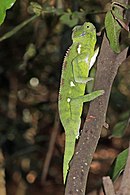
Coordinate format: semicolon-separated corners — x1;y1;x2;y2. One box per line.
112;4;124;22
119;111;130;121
0;0;16;25
111;149;128;180
60;12;79;27
55;8;65;16
111;4;128;31
0;2;6;25
111;120;128;137
5;0;16;9
30;2;42;16
105;11;121;53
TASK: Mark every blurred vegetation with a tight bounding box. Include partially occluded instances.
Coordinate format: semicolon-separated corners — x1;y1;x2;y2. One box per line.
0;0;130;195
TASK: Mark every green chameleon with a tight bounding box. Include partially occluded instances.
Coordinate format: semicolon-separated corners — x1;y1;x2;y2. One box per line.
58;22;104;183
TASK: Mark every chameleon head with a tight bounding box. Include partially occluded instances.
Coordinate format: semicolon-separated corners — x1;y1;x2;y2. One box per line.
72;22;96;44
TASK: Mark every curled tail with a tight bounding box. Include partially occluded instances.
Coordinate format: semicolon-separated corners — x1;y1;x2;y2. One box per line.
63;134;76;184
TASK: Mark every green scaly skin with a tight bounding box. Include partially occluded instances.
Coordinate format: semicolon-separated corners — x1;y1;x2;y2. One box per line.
58;22;104;184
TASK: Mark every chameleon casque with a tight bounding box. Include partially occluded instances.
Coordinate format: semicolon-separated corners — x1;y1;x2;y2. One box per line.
58;22;104;183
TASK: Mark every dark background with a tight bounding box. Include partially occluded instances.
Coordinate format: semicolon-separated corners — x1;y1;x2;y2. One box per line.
0;0;130;194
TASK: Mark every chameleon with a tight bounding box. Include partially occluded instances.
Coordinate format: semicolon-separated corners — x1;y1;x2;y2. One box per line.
58;22;104;183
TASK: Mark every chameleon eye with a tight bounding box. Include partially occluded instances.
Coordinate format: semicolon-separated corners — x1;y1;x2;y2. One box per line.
86;25;90;28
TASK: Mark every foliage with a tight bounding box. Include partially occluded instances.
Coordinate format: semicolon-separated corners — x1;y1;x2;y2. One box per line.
0;0;16;25
105;2;129;53
105;10;121;53
111;149;128;180
0;0;130;194
112;120;128;137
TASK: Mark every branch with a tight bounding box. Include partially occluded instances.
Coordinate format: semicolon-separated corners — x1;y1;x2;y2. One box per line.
103;176;115;195
0;150;6;195
65;33;128;195
41;113;60;184
0;15;38;42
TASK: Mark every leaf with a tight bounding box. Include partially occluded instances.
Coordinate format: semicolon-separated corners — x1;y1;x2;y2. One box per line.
105;11;121;53
112;4;124;21
30;2;42;16
111;149;128;180
5;0;16;9
60;12;79;27
112;4;129;31
119;111;130;120
111;120;128;137
0;0;16;25
56;8;65;16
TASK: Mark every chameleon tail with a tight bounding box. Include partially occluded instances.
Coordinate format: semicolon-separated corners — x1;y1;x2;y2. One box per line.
63;134;76;184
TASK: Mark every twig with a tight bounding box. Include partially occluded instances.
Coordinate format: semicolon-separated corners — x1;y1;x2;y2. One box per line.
103;176;116;195
41;113;60;184
7;74;18;119
0;15;38;42
0;150;6;195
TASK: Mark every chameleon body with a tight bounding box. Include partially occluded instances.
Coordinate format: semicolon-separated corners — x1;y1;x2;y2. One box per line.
58;22;104;183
